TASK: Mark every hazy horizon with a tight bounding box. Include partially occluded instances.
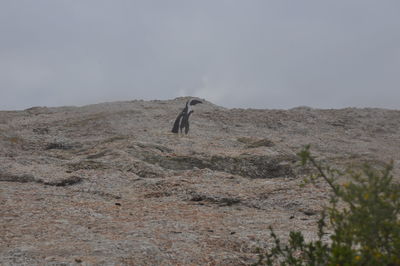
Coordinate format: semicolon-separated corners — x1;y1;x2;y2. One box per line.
1;1;399;110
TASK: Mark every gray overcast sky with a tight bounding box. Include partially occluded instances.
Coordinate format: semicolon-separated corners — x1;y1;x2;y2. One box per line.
1;1;399;110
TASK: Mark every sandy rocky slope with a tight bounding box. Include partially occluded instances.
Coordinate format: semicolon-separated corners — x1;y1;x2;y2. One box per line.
1;97;400;265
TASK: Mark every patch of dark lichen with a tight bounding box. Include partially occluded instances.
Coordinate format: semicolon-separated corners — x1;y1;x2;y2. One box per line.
140;152;295;179
67;160;108;171
237;137;274;148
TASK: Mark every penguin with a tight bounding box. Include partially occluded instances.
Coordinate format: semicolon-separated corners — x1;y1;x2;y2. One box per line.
171;99;203;134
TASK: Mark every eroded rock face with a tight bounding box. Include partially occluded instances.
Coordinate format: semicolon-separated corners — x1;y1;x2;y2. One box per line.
1;98;400;265
151;153;295;179
209;154;295;178
124;141;296;178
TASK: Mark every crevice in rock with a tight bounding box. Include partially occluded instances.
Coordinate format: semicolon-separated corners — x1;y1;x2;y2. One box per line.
135;142;173;153
189;192;241;206
38;175;83;187
45;142;74;150
138;151;296;179
0;173;35;183
0;172;82;187
67;160;109;171
86;150;109;159
144;191;172;198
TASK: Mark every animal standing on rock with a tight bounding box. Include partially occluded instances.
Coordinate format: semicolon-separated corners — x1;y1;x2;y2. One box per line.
172;98;203;134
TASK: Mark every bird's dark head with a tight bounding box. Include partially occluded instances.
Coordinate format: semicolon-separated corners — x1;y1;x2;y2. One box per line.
189;99;203;106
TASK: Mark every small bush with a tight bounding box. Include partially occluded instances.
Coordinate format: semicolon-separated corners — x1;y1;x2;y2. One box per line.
255;145;400;265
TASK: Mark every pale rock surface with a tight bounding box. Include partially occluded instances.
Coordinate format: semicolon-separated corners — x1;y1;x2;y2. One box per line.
1;97;400;265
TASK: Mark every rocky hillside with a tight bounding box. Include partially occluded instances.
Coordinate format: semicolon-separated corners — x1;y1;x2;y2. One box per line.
1;97;400;265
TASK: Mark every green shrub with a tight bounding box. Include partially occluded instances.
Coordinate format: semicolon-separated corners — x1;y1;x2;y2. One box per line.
255;145;400;265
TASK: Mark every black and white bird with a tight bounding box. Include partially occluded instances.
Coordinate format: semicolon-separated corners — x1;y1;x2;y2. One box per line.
171;99;203;134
